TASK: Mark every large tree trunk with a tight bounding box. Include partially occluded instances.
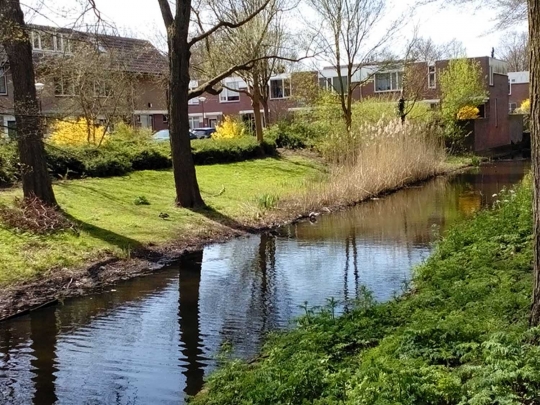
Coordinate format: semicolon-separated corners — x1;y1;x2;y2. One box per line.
168;2;205;208
0;0;57;206
529;0;540;326
252;72;265;143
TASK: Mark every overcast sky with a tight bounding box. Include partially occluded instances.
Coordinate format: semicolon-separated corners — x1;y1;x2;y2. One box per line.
27;0;528;59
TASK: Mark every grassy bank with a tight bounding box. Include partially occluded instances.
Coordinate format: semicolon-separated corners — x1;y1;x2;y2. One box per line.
192;179;540;404
0;156;322;285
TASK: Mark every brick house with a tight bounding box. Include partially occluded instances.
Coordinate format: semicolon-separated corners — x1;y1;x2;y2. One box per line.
189;56;521;152
0;25;168;136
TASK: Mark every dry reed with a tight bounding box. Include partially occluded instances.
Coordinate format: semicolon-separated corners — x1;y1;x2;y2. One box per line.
286;119;447;213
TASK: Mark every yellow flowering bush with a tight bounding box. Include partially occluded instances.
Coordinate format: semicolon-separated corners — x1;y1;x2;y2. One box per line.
212;116;245;140
456;105;480;120
48;119;106;146
519;99;530;114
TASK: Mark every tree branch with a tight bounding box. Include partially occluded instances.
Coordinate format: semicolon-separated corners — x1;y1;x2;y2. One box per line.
188;0;272;47
157;0;174;28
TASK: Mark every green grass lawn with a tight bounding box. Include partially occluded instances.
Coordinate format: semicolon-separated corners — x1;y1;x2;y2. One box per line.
0;156;324;286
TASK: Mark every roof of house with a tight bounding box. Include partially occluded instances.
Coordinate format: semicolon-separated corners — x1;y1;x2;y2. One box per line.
29;24;168;75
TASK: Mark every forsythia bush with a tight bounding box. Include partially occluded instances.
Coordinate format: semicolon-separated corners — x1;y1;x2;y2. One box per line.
212;116;245;140
519;98;530;114
49;119;106;146
456;105;480;120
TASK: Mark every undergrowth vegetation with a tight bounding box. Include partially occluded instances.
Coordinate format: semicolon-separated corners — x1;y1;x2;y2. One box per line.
192;180;539;405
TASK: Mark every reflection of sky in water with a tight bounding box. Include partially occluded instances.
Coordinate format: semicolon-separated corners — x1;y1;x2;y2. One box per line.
0;160;531;405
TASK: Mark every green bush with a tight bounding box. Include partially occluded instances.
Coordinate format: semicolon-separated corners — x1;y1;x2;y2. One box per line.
265;120;325;149
0;141;19;186
0;135;277;186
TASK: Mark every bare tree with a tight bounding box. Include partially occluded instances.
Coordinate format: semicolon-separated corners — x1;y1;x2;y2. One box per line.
497;31;529;71
409;37;467;62
305;0;403;131
219;1;299;142
157;0;286;207
0;0;57;206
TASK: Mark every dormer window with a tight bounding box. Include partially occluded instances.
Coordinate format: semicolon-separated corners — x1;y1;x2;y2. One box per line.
31;31;72;53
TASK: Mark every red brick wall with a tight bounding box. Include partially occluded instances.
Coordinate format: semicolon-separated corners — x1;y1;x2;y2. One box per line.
509;83;529;108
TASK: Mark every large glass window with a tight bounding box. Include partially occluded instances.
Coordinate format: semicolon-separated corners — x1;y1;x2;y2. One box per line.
374;71;403;92
270;78;291;99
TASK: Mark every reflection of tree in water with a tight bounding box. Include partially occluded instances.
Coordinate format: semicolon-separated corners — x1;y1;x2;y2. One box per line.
178;251;205;397
30;308;58;405
216;233;280;355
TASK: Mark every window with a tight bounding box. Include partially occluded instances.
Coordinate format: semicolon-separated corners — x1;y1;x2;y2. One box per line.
374;71;403;92
189;116;200;129
94;81;112;97
428;65;436;89
270;78;291;99
319;77;332;90
32;31;41;50
332;76;348;94
31;31;71;53
509;102;517;113
41;32;56;51
54;76;75;96
219;81;240;102
0;68;7;95
489;65;494;86
163;115;168;123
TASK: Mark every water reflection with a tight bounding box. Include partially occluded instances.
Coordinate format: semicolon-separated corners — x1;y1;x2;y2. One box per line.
0;160;530;404
178;252;205;397
30;309;58;405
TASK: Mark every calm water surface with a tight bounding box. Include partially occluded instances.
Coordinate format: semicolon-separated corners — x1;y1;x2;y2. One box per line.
0;160;530;404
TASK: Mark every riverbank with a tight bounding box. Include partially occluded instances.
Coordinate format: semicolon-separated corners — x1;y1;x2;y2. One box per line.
192;177;538;404
0;153;471;321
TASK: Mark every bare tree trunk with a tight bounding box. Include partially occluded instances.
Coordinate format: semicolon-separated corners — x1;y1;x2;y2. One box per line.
167;1;205;208
252;71;265;143
529;0;540;326
0;0;57;206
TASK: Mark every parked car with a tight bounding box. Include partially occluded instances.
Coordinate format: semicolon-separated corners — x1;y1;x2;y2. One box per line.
191;127;216;139
152;129;197;142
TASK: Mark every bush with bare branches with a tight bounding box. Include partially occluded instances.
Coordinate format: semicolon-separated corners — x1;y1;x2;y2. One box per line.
0;197;76;234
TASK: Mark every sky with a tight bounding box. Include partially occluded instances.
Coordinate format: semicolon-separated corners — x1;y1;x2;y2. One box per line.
27;0;528;59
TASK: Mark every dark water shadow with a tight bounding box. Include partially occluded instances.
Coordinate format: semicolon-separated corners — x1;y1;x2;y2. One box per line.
178;251;206;397
30;308;58;405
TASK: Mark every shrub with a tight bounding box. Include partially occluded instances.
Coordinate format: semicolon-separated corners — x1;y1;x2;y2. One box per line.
265;121;322;149
0;141;19;186
133;196;150;205
0;197;76;234
84;152;132;177
212;116;246;140
49;119;107;146
191;137;276;164
457;105;480;120
130;147;171;170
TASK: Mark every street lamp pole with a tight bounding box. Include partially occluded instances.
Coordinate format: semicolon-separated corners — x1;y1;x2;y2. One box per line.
35;82;45;114
198;96;207;127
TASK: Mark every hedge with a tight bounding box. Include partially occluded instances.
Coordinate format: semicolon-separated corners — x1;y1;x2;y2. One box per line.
0;136;276;186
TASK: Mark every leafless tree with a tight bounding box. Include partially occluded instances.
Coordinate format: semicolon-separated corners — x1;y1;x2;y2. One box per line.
305;0;404;131
157;0;292;207
497;31;529;71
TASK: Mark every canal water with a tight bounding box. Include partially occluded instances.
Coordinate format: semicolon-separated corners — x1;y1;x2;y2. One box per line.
0;160;530;405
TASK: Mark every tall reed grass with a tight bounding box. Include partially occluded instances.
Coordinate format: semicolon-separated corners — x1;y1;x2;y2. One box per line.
287;119;447;213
